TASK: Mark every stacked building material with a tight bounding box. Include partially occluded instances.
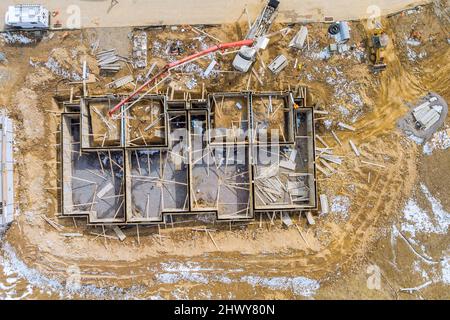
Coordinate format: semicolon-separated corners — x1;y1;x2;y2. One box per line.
289;26;308;49
287;179;309;202
106;75;134;89
132;32;148;69
96;49;122;73
255;176;285;204
412;97;443;131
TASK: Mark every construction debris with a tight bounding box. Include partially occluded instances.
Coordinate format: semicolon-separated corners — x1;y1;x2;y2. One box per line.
113;226;126;241
398;92;448;140
320;194;329;214
107;75;134;89
96;49;124;73
331;130;342;146
61;233;83;237
328;21;351;43
289;26;308;49
338;122;356;131
294;223;310;247
132;32;148;69
42;215;64;231
268;54;288;74
305;211;315;225
349;140;360;157
361;160;386;168
320;154;343;165
281;212;293;227
203;60;217;77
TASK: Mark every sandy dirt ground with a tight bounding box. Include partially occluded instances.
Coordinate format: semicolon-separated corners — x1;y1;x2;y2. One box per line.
0;0;431;29
0;2;449;299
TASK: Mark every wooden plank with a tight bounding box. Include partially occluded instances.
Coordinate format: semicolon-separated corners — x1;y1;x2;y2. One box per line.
61;233;83;237
113;226;126;241
331;130;342;146
338;122;356;131
320;194;329;214
361;160;386;168
349;140;360;157
305;211;316;225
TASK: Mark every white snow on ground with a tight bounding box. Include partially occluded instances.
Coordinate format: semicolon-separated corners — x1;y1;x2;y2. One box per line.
412;260;430;280
407;134;424;145
420;184;450;233
401;184;450;239
0;242;143;299
158;261;318;297
401;199;436;238
157;272;210;284
399;184;450;285
44;57;82;81
423;129;450;155
330;195;351;219
1;33;34;45
323;119;333;130
241;276;320;297
406;38;421;46
405;36;427;61
441;256;450;284
157;262;235;285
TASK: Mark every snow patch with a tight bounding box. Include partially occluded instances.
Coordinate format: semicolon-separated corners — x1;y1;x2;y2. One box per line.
423;129;450;155
0;242;143;299
441;256;450;284
407;134;424;145
44;57;82;81
1;33;34;45
401;184;450;239
242;275;320;297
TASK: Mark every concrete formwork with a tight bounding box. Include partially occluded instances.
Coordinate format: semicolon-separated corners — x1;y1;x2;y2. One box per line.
81;97;123;149
59;90;317;226
0;114;14;226
125;95;168;148
61;113;126;223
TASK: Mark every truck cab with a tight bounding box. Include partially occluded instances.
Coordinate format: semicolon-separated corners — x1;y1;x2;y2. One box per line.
232;0;280;72
5;5;50;30
232;46;257;73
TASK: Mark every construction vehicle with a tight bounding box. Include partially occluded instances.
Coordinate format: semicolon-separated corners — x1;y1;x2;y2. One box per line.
367;23;389;72
232;0;280;72
5;4;50;30
108;39;254;117
109;1;280;117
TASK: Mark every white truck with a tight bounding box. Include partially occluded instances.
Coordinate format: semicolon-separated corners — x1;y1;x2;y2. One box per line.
5;4;50;30
232;0;280;72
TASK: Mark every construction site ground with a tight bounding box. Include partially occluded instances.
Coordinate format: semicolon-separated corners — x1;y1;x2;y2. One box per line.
0;3;449;299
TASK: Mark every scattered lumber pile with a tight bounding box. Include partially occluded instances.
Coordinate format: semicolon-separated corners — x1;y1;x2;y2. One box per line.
315;141;344;177
106;75;134;89
96;49;125;73
254;157;310;206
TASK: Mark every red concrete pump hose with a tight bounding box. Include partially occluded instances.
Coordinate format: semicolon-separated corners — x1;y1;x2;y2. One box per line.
108;39;254;117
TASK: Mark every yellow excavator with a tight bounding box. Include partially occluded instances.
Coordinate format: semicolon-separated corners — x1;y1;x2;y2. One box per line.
367;24;389;72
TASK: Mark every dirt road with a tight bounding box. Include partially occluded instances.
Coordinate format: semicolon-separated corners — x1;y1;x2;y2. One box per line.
0;0;430;29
